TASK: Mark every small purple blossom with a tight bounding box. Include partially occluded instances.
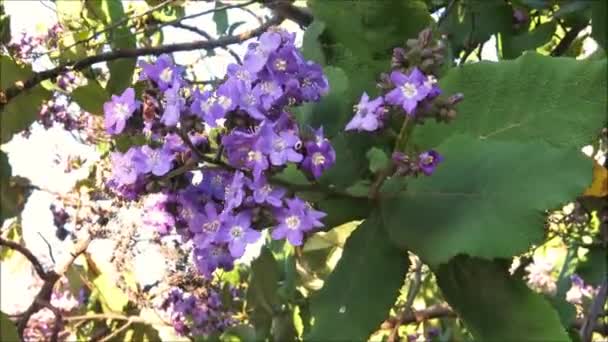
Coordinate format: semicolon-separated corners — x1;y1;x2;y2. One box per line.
217;211;260;258
104;87;139;134
142;193;175;235
417;150;443;176
272;197;322;246
194;243;235;276
192;203;223;248
345;92;385;132
140;145;174;176
249;176;286;207
268;129;303;166
301;128;336;179
139;54;184;91
223;171;246;211
110;148;145;185
161;81;184;126
385;68;429;115
243;31;281;73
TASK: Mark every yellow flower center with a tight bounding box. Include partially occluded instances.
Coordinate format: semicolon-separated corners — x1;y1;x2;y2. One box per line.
285;215;300;230
312;152;326;166
401;82;418;99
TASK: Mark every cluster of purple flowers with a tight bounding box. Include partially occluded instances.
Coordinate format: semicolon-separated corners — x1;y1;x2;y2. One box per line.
8;23;62;61
160;287;235;337
343;28;465;177
392;150;443;177
345;67;440;133
106;27;335;277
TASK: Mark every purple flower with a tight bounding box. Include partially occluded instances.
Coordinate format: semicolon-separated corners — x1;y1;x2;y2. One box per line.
199;169;230;201
217;211;260;258
110;148;145;185
301;128;336;179
161;81;184;126
248;176;286;207
192;203;223;248
423;75;441;99
142;193;175;235
223;171;246;211
226;63;254;85
234;81;265;120
417;150;443;176
272;197;321;246
266;46;300;83
253;80;283;110
139;54;184;91
345;92;385;132
243;31;281;73
140;145;174;176
194;243;234;276
385;68;429;115
104;88;139;134
268;129;303;166
297;62;329;102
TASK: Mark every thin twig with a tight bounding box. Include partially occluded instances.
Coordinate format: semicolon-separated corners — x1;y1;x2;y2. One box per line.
388;258;423;342
98;318;134;342
551;22;586;57
581;279;608;342
0;237;48;280
171;22;242;64
34;0;175;59
17;234;92;339
437;0;458;28
64;313;148;323
1;16;283;108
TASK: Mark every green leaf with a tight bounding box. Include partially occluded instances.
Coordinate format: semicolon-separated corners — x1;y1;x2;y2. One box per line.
247;247;280;339
309;0;430;62
381;135;591;267
307;214;408;341
1;56;51;143
1;311;19;342
0;9;10;45
213;1;229;35
296;66;349;137
436;256;569;341
103;0;137;94
71;80;110;115
575;246;607;286
302;20;326;65
221;324;257;342
440;0;513;56
592;0;607;50
366;147;389;174
501;22;557;59
417;53;607;149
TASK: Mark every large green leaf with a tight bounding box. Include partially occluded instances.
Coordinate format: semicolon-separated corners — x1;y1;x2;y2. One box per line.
0;56;51;143
212;0;229;35
436;256;569;341
247;247;281;339
103;0;137;94
440;0;513;57
416;53;607;149
71;80;110;115
381;135;591;267
307;214;408;341
592;0;607;50
308;0;430;63
1;311;19;342
501;22;557;59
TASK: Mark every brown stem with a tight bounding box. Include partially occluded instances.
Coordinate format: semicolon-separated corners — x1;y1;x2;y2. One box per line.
0;17;283;108
17;235;92;339
0;237;48;280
